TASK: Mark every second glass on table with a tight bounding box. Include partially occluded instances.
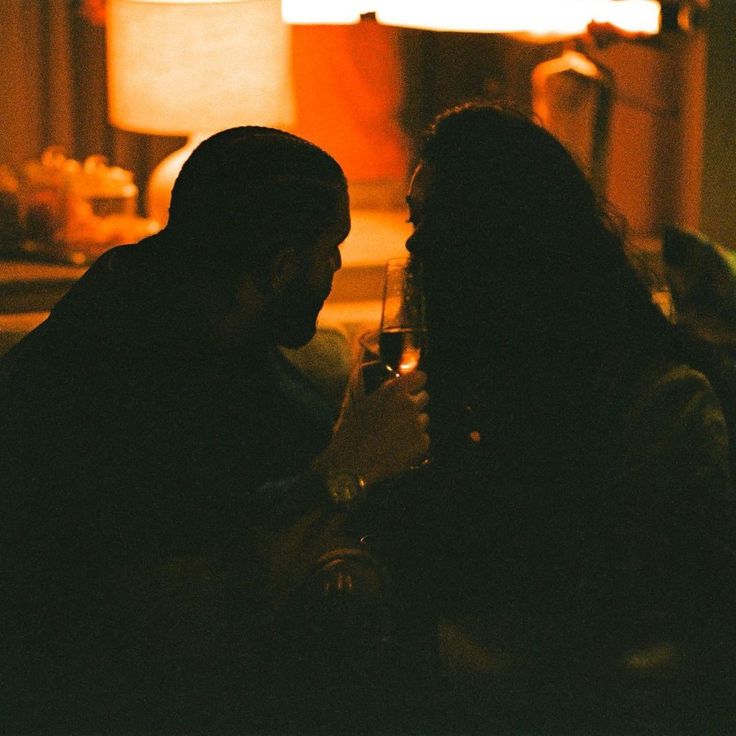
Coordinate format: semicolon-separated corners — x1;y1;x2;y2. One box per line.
378;257;427;377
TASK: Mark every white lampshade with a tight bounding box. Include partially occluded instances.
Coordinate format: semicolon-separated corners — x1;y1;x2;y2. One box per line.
107;0;295;135
106;0;295;226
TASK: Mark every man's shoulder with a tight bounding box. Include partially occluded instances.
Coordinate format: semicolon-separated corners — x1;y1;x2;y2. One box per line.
52;239;162;313
0;238;177;390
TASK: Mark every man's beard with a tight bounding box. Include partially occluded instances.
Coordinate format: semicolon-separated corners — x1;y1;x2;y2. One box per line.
265;276;326;349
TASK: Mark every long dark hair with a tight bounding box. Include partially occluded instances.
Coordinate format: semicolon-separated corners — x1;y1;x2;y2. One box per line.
414;102;677;465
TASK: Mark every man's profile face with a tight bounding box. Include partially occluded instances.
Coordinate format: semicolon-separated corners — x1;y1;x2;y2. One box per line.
269;189;351;348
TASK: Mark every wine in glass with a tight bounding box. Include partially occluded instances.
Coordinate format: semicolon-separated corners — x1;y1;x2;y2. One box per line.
379;257;427;377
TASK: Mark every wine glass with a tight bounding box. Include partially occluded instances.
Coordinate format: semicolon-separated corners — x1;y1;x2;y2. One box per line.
379;257;427;377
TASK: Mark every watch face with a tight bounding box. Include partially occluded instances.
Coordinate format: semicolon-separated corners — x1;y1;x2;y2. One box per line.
329;471;364;506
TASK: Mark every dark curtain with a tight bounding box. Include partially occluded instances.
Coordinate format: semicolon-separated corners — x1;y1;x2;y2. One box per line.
0;0;182;214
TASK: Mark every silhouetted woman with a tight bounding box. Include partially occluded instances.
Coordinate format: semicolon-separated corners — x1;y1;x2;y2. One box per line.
385;102;736;733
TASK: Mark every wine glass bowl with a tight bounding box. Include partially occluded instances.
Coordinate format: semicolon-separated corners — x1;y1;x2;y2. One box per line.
379;257;427;377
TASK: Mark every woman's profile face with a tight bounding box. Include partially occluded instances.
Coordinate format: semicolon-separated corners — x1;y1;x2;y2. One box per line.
405;158;483;258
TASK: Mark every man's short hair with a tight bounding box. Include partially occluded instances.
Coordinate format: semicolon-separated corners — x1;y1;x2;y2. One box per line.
168;127;347;275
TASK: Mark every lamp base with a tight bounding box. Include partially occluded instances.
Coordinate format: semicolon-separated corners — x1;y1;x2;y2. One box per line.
146;133;209;229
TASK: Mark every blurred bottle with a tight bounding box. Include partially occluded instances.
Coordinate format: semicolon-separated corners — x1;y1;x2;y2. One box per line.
65;155;138;222
532;45;614;196
660;0;708;31
17;147;157;263
62;155;147;261
18;146;76;246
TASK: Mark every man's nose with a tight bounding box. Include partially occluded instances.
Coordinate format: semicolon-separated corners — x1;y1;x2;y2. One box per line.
332;248;342;272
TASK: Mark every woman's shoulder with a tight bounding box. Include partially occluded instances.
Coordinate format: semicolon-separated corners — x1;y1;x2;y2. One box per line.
607;356;732;498
624;359;726;433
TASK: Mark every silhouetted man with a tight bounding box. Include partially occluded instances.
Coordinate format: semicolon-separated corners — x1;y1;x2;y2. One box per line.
0;128;429;731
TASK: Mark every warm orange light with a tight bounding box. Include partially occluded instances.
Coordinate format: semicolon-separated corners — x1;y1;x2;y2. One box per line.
282;0;662;37
375;0;661;36
108;0;294;136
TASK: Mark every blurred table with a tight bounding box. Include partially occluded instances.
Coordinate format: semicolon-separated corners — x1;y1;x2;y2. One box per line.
0;260;86;354
0;209;410;312
0;260;86;314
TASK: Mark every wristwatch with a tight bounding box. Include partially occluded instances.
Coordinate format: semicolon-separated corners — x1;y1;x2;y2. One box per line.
325;469;367;509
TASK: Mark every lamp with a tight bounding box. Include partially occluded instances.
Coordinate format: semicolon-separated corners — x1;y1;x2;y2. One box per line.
282;0;661;37
106;0;295;227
